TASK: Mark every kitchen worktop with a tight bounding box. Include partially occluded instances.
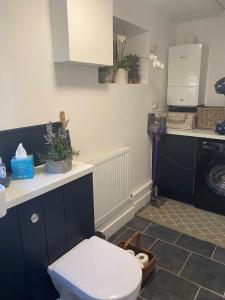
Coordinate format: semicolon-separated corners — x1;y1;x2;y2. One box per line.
167;128;225;140
5;161;94;209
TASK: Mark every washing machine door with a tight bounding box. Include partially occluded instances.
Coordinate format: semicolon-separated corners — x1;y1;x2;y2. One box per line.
206;161;225;196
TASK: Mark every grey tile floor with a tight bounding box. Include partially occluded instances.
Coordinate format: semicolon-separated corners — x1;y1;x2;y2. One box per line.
108;216;225;300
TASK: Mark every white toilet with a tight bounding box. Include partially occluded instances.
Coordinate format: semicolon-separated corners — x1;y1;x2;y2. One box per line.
48;236;142;300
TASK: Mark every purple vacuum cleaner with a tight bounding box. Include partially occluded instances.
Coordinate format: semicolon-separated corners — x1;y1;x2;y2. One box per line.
147;113;167;207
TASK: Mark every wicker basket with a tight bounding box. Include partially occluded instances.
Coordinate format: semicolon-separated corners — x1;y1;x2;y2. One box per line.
197;106;225;129
166;112;197;130
117;232;156;286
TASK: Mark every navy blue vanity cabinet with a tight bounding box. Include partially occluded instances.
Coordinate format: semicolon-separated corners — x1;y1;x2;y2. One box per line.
63;173;95;250
0;172;94;299
0;208;28;300
157;135;197;203
17;196;57;300
42;187;67;264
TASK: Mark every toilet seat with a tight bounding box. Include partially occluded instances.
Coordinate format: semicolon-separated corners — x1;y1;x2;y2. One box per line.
48;236;142;300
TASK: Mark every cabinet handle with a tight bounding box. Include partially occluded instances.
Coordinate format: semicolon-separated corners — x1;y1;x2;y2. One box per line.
31;214;39;223
179;99;185;102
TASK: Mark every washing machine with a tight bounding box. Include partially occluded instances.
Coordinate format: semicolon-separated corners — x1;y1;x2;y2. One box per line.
194;139;225;215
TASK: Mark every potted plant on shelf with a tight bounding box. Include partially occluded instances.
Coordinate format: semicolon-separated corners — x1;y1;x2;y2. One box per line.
39;112;79;174
114;34;132;84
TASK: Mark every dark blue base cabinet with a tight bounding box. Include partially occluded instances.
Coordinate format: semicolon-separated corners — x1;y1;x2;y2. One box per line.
157;135;197;203
0;174;95;300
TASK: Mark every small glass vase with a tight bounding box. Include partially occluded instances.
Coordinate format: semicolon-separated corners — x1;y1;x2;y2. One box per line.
114;68;128;84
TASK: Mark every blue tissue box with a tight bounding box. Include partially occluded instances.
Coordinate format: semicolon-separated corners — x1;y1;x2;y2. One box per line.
11;155;34;180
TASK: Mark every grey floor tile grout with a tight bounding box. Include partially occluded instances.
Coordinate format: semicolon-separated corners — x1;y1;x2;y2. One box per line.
126;223;225;269
126;225;152;234
159;265;225;298
159;265;200;288
173;232;182;244
139;288;144;298
178;252;192;276
112;221;225;297
164;240;207;258
202;287;225;299
158;266;201;293
173;244;225;267
138;230;225;267
203;287;225;299
111;227;129;243
211;256;225;267
138;294;147;300
126;226;141;232
142;222;153;234
113;217;225;299
148;238;159;250
193;286;200;300
139;287;144;295
149;236;191;255
210;245;217;259
138;287;146;300
141;222;153;233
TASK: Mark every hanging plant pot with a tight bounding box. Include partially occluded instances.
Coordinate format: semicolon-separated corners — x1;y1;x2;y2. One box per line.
114;68;128;84
46;159;72;174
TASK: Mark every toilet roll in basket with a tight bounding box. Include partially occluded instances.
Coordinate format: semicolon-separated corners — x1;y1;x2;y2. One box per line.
126;249;135;256
136;253;149;268
0;184;7;218
137;260;144;269
117;232;156;286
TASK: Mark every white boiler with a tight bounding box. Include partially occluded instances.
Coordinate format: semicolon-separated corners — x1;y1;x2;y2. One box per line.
167;44;208;107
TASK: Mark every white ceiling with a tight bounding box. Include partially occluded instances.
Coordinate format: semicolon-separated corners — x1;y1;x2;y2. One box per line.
142;0;225;23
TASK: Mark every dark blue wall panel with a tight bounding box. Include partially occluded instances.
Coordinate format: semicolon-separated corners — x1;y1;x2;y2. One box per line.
0;122;60;172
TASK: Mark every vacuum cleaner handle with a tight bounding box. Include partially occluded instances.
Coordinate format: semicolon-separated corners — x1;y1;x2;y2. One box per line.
147;113;155;136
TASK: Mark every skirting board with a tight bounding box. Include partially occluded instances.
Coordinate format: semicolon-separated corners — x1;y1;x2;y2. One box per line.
132;181;152;213
96;181;152;239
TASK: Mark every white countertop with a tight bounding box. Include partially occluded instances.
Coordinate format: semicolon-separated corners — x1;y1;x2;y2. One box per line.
167;128;225;140
5;161;94;209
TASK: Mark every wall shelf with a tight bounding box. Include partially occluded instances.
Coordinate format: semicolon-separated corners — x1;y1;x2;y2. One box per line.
98;17;150;85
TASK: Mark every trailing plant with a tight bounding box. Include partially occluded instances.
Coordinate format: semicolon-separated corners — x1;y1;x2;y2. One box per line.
39;121;79;163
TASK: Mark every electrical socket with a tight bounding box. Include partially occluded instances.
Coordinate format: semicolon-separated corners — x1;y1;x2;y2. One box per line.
152;102;160;111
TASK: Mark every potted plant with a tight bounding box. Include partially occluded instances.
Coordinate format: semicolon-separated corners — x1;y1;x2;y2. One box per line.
98;66;114;83
39;112;79;174
114;34;132;84
126;54;140;83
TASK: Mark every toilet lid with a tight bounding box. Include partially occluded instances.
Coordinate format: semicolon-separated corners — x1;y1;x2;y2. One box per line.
48;236;142;300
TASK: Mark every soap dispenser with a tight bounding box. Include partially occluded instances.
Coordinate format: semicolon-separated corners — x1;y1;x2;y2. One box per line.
0;158;6;179
11;143;34;179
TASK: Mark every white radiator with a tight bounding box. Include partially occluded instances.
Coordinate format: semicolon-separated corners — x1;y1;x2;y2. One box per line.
89;147;131;227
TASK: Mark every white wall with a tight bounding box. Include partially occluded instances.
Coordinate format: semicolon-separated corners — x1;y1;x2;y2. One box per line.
177;16;225;106
0;0;176;193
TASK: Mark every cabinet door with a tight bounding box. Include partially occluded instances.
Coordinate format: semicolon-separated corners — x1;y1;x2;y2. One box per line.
0;208;28;300
67;0;113;65
50;0;113;65
64;174;95;250
43;187;67;264
157;135;197;203
17;196;57;300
